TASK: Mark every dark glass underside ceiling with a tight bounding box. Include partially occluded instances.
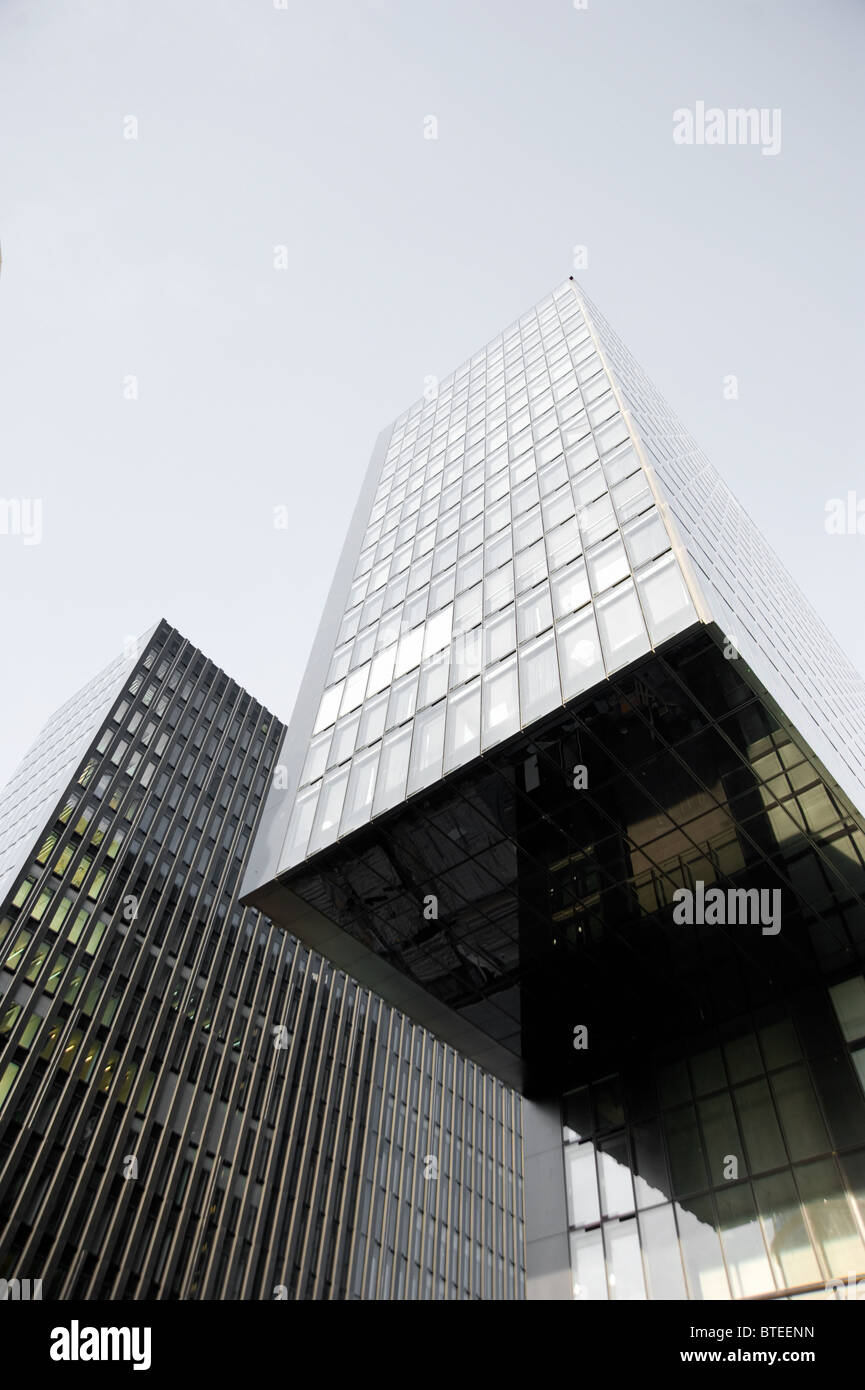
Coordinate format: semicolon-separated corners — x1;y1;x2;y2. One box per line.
263;629;865;1095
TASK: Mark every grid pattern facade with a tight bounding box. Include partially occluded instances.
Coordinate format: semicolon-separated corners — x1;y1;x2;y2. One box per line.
575;285;865;813
0;636;149;904
277;282;701;875
0;620;523;1300
562;977;865;1301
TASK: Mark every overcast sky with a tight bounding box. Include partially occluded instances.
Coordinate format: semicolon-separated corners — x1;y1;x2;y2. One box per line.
0;0;862;788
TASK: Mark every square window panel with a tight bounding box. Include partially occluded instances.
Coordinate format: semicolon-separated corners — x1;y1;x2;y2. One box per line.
407;701;447;795
428;566;456;613
408;555;433;593
542;486;576;531
829;977;865;1043
394;626;424;679
451;626;483;687
566;438;599;478
327;643;352;686
514;541;547;594
485;608;516;667
386;671;419;729
595;414;630;455
566;1142;600;1227
561;409;590;444
623;509;669;570
423;605;453;661
482;656;520;749
372;727;412;815
573;465;607;510
484;532;513;573
570;1228;607;1302
368;642;397;695
519;632;562;725
300;730;331;787
432;535;458;575
456;550;484;594
350;628;376;669
538;458;568;496
587;536;630;596
557;609;605;699
454;583;483;634
417;651;449;709
340;744;381;835
604;1221;646;1301
512;477;540;516
603;446;639;486
517;583;553;644
636;553;698;645
403;590;428;631
595;581;651;673
338;608;361;645
613;470;653;523
484;561;515;618
485;497;511;536
281;785;320;869
546;517;582;572
307;768;349;855
444;680;482;772
579;494;618;547
552;557;591;620
514;508;544;553
383;572;409;613
327;713;361;768
358;692;388;748
313;682;344;735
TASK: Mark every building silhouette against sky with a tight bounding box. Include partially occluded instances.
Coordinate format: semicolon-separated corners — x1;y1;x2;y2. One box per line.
245;278;865;1300
0;620;522;1300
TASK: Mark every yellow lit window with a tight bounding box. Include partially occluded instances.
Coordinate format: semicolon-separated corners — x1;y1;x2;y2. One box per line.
6;930;31;970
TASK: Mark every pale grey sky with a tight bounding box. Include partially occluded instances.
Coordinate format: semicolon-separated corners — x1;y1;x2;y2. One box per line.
0;0;862;788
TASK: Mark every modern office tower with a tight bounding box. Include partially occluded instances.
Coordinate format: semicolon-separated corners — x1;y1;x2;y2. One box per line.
0;620;523;1301
244;278;865;1302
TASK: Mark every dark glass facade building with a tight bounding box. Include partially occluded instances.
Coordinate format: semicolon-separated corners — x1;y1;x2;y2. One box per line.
244;279;865;1300
0;620;522;1300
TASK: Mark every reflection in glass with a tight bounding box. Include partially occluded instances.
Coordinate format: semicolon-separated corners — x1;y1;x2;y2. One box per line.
735;1078;787;1174
795;1159;865;1278
754;1170;821;1289
565;1142;600;1228
443;680;481;773
570;1227;606;1301
632;1119;669;1209
482;658;519;749
677;1197;729;1300
372;727;412;815
563;1086;592;1143
518;634;561;726
716;1183;774;1297
640;1204;687;1299
594;580;650;674
605;1220;645;1300
597;1136;635;1218
698;1093;742;1187
665;1105;708;1196
771;1065;829;1162
636;554;698;645
407;702;446;795
341;745;381;835
556;608;604;700
307;768;349;855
